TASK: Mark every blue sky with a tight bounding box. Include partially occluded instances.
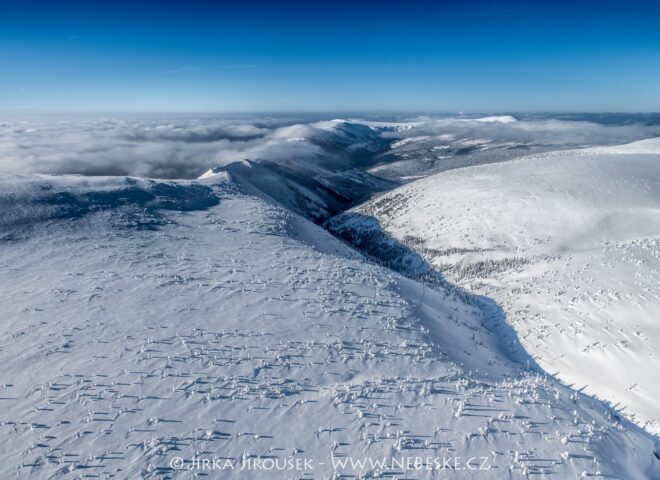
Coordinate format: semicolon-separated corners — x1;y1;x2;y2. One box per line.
1;0;659;113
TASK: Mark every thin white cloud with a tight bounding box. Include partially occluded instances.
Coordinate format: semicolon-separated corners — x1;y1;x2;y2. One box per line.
216;64;259;69
159;67;200;75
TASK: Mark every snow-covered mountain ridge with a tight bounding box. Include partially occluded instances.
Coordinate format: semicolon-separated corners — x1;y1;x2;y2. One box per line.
1;171;658;478
328;137;660;438
1;117;660;478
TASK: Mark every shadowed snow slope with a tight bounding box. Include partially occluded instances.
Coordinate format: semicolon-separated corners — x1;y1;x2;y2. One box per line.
330;138;660;435
201;157;394;223
0;175;219;231
0;173;658;479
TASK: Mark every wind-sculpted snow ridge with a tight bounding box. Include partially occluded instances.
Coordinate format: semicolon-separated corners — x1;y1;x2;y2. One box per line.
329;138;660;439
200;159;395;223
196;119;396;223
0;173;658;479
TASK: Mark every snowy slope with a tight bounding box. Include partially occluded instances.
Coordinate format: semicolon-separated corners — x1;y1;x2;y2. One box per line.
0;172;658;479
365;116;660;181
329;138;660;436
202;157;394;223
195;119;396;222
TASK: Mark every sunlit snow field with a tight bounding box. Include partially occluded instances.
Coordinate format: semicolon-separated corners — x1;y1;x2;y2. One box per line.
1;113;659;478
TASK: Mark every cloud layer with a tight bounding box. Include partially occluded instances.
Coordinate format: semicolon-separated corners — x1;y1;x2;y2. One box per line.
1;114;659;179
389;115;660;147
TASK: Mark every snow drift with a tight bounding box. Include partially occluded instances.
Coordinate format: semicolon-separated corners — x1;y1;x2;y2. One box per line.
0;172;657;478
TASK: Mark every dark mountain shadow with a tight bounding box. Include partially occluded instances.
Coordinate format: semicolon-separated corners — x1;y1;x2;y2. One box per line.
326;211;542;373
0;177;220;234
